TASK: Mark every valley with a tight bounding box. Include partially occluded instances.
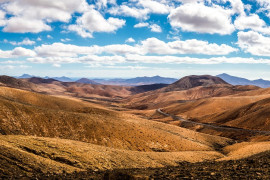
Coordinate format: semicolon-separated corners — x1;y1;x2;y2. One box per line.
1;74;270;179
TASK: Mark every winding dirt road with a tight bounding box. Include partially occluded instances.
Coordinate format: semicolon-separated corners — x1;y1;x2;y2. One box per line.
156;108;270;135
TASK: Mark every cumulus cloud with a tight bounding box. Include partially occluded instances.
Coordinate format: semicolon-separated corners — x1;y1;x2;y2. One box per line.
149;24;162;32
125;37;135;43
134;22;162;32
32;37;237;58
134;22;149;28
6;38;36;46
0;47;36;58
168;3;235;35
234;14;270;34
2;0;88;33
68;7;125;38
140;38;237;55
237;31;270;56
0;10;6;26
3;17;51;33
108;0;171;20
125;54;270;64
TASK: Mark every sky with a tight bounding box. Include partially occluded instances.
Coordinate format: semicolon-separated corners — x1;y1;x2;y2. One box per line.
1;0;270;79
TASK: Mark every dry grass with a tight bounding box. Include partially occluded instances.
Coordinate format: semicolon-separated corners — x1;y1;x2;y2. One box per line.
0;135;226;176
0;86;233;152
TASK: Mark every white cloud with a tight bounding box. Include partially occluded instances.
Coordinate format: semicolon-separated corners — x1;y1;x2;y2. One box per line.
134;22;162;32
60;38;71;42
109;5;149;20
68;7;125;38
234;14;270;35
125;54;270;65
12;47;37;57
140;37;237;55
108;0;171;20
237;31;270;56
137;0;171;14
0;47;36;58
7;38;36;46
0;10;6;26
96;0;116;9
47;35;53;39
125;37;135;43
168;3;235;35
2;0;88;33
27;53;270;66
235;14;265;30
149;24;162;32
3;18;51;33
134;22;149;28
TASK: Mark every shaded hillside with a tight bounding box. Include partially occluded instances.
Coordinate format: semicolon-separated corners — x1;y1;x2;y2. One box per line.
28;77;59;84
130;83;168;93
162;75;228;92
0;75;34;90
217;73;270;88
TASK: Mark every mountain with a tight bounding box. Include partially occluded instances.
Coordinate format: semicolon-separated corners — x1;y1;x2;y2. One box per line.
124;75;259;110
52;76;74;82
94;76;178;86
217;73;270;88
18;74;33;79
162;75;228;92
76;78;100;84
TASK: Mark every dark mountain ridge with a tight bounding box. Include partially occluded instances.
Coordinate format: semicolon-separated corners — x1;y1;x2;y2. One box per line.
162;75;229;92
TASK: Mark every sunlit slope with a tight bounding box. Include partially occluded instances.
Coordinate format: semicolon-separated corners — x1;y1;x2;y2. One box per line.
162;94;270;120
202;97;270;131
125;85;259;110
0;135;225;176
0;87;232;152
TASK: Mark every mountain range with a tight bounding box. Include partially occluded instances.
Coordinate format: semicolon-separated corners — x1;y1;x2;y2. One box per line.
217;73;270;88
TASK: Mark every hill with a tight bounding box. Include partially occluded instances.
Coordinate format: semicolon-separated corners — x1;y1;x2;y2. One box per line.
200;97;270;131
0;86;231;152
217;73;270;88
124;75;259;110
162;75;228;92
0;75;34;90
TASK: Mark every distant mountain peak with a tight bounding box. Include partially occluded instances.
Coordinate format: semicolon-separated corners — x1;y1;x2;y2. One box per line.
163;75;228;92
18;74;33;79
76;78;100;85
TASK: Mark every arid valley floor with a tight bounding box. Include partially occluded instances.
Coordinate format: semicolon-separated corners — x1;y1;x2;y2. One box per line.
1;75;270;179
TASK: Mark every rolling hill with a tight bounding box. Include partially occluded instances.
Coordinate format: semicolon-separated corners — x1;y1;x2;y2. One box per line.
124;75;259;110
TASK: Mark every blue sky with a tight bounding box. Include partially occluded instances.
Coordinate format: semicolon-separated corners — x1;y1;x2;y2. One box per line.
1;0;270;79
